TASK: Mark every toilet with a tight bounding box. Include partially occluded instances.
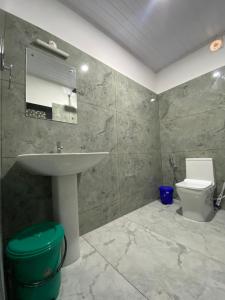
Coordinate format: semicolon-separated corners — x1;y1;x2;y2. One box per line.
176;158;215;222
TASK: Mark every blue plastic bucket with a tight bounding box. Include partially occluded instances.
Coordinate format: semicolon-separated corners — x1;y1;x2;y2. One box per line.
159;186;174;205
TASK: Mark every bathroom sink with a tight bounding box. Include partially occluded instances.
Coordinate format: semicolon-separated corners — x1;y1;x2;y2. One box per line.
17;151;109;266
17;152;109;176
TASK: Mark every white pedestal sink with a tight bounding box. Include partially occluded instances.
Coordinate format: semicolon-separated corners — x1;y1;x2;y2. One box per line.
17;152;109;266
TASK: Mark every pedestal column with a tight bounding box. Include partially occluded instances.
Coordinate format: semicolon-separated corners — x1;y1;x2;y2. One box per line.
52;175;80;266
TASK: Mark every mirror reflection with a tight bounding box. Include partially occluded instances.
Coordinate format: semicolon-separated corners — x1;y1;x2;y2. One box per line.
25;48;77;124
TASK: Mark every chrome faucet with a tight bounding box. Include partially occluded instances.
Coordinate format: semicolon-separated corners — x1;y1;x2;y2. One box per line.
56;141;63;153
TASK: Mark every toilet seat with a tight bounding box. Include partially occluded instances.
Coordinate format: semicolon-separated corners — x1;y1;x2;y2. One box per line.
176;179;213;190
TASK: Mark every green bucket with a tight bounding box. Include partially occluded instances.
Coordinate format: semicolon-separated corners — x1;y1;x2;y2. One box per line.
6;222;66;300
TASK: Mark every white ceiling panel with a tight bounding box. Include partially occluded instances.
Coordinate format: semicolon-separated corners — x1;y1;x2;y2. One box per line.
60;0;225;71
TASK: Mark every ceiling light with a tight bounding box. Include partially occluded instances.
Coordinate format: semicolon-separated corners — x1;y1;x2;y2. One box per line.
212;71;221;78
209;38;223;52
150;98;156;102
80;64;89;72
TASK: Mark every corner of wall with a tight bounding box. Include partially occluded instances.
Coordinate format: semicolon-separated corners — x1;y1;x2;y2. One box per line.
155;36;225;94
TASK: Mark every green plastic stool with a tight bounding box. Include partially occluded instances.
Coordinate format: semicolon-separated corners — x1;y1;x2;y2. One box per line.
6;222;66;300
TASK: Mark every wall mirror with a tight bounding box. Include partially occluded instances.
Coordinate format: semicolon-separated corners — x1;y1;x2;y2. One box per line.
25;48;77;124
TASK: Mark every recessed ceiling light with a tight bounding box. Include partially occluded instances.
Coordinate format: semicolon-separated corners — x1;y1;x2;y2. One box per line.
80;64;89;72
209;38;223;52
212;71;221;78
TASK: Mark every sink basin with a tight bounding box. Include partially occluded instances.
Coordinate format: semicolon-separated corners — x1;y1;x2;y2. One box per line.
17;152;109;266
17;152;109;176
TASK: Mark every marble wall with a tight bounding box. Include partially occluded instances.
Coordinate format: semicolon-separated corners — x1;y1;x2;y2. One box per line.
0;9;6;300
159;67;225;200
0;10;162;242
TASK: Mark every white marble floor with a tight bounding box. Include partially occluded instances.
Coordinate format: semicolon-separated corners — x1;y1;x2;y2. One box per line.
58;200;225;300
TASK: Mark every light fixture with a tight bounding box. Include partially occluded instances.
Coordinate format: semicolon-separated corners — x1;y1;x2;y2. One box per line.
212;70;221;78
209;38;223;52
150;98;156;102
34;39;69;58
80;64;89;72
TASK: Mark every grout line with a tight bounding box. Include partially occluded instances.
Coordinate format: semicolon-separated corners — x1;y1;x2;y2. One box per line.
156;95;163;184
83;236;149;300
114;72;122;217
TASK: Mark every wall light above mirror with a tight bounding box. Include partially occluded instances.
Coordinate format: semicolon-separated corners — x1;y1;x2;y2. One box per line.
25;48;77;124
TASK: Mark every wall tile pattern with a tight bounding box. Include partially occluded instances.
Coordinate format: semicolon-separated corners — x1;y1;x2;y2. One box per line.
158;68;225;202
0;10;162;241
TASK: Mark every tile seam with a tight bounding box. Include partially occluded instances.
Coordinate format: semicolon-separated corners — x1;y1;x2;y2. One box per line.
125;213;225;267
82;236;149;300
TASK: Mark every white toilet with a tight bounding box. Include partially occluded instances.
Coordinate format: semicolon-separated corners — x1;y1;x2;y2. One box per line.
176;158;215;222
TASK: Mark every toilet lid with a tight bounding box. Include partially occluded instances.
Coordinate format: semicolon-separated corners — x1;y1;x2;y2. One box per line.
176;179;213;190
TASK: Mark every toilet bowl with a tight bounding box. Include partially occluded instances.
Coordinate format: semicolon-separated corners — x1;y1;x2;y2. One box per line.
176;158;215;222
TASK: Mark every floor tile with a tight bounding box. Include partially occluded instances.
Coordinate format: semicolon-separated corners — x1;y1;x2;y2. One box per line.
58;238;146;300
124;200;225;263
84;203;225;300
60;201;225;300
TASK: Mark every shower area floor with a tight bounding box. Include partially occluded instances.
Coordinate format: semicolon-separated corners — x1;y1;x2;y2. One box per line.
58;200;225;300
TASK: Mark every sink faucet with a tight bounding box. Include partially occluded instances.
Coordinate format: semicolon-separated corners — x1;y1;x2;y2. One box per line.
56;141;63;153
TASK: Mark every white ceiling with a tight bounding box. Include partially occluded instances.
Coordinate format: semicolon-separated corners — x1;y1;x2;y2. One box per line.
60;0;225;72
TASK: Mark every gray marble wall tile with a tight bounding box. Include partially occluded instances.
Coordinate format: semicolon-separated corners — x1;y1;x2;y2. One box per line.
79;206;105;235
77;58;116;110
78;102;117;153
0;10;5;38
160;108;225;153
79;200;121;236
78;154;118;213
118;152;162;215
0;80;2;159
3;13;39;84
102;198;121;225
1;158;52;241
115;73;160;155
115;71;156;119
159;87;225;122
79;154;121;234
117;109;160;154
159;67;225;111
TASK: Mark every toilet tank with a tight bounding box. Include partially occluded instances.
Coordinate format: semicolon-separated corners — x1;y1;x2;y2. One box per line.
186;158;215;184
